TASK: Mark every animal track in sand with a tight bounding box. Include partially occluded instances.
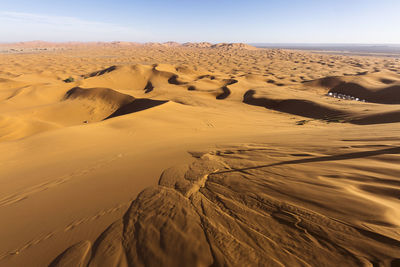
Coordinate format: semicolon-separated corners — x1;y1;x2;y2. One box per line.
0;232;55;261
0;200;132;262
63;201;131;232
0;153;124;208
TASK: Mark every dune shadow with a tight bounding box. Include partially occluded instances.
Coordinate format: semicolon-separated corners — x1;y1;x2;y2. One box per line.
105;98;168;119
243;89;348;121
391;259;400;267
216;86;231;99
307;76;342;87
330;82;400;104
83;65;117;78
213;146;400;175
380;78;395;84
243;89;400;125
223;78;238;85
196;74;215;80
144;81;154;93
351;110;400;125
168;75;187;85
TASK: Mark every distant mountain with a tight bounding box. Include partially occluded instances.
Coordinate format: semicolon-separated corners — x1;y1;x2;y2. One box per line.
0;41;258;51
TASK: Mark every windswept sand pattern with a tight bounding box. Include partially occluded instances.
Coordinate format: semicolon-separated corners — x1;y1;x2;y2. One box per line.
51;142;400;267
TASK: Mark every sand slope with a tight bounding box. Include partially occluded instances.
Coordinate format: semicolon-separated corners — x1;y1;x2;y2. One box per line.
51;142;400;266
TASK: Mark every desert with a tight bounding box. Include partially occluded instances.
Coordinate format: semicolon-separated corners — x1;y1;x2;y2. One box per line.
0;41;399;266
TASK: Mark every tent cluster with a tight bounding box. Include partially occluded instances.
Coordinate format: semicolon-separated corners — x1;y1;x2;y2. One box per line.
327;92;366;102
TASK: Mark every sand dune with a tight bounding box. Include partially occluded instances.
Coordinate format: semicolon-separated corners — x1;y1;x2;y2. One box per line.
51;144;400;266
241;70;400;125
0;43;400;267
305;71;400;104
63;87;168;121
243;89;351;121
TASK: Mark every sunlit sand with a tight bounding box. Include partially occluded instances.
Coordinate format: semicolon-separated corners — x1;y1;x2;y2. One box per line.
0;42;400;266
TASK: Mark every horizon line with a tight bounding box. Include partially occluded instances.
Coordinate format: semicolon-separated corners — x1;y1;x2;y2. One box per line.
1;40;400;46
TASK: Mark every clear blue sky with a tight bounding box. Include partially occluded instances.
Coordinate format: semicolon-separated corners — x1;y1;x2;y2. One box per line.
0;0;399;43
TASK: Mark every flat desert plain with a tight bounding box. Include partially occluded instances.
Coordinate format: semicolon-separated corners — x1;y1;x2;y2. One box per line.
0;42;400;267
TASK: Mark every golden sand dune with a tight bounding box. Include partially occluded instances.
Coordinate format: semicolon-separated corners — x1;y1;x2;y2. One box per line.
3;62;400;142
0;44;400;266
304;71;400;104
3;61;400;143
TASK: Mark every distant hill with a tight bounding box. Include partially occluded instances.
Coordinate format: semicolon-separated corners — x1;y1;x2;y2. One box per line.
0;41;258;51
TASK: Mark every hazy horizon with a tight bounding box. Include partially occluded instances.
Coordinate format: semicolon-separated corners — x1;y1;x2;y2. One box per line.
1;0;400;43
1;40;400;45
3;40;400;57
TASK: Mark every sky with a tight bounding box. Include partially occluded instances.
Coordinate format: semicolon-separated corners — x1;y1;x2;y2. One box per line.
0;0;399;43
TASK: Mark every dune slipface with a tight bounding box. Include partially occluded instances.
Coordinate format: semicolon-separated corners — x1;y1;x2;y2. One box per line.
0;43;400;267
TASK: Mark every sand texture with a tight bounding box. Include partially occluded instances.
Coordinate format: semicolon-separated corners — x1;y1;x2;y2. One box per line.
0;42;399;267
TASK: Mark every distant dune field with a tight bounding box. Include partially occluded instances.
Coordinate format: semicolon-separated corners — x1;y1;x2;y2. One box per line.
0;42;399;267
